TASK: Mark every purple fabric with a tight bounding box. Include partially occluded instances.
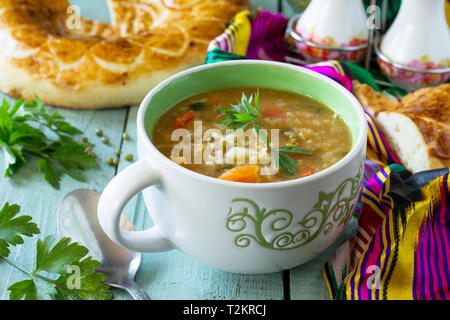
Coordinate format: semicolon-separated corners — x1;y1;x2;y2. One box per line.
247;11;289;62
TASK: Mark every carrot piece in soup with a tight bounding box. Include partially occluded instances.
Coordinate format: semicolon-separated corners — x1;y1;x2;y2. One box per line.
299;168;315;178
262;107;287;119
174;110;196;128
218;165;260;183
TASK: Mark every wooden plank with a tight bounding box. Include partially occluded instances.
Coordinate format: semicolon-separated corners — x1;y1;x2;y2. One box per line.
112;107;285;300
0;96;128;299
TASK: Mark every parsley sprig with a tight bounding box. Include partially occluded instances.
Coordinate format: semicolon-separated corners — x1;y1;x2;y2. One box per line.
0;202;112;300
216;90;312;175
0;96;99;189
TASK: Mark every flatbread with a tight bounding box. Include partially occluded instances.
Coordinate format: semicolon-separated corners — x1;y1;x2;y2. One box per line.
0;0;248;109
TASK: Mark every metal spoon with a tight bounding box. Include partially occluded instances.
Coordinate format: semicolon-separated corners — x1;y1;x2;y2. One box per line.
57;189;150;300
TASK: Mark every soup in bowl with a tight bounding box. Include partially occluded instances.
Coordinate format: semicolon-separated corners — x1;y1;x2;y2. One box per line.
153;87;353;183
98;60;367;274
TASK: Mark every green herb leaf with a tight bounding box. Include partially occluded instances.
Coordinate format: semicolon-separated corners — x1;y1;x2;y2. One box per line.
8;235;112;300
2;144;25;178
241;95;259;117
254;126;269;147
278;146;313;156
8;280;39;300
54;256;112;300
31;235;112;300
230;104;242;113
0;97;99;189
278;153;297;176
234;113;254;122
38;158;62;190
52;145;99;170
35;236;88;274
254;89;260;113
1;204;112;300
234;122;251;132
275;146;312;176
216;90;264;133
8;279;61;300
0;203;40;257
64;169;87;183
8;279;57;300
216;90;306;176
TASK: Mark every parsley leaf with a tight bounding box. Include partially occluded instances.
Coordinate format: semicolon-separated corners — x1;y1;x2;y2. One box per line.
0;203;112;300
278;146;313;156
216;90;313;176
216;90;270;148
35;236;89;274
8;279;56;300
6;236;112;301
0;96;99;189
277;152;298;176
54;255;112;300
38;158;63;190
276;147;314;176
217;90;264;131
0;203;40;257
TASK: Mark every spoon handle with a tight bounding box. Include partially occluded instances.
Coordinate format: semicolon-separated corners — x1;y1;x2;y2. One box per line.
125;281;151;300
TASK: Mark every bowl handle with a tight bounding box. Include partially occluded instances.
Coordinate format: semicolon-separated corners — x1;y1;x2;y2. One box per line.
98;159;172;252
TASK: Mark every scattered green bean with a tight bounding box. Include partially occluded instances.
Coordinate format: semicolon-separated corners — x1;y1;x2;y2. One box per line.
96;129;103;137
122;132;129;140
107;158;114;166
102;137;109;144
113;158;119;166
82;137;89;143
124;154;133;161
115;149;121;156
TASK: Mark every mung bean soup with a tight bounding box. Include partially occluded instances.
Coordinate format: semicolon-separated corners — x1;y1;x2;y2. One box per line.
152;87;352;183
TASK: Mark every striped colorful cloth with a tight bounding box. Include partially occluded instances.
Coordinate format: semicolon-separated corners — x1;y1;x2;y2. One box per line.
325;166;450;300
207;10;450;300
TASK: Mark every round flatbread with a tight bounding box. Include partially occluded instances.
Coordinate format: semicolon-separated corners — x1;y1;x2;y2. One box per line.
0;0;248;109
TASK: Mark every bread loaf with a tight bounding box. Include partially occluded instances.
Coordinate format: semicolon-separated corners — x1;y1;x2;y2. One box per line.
353;81;450;173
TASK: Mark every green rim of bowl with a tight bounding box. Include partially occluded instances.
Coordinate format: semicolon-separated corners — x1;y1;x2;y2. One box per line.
144;61;362;145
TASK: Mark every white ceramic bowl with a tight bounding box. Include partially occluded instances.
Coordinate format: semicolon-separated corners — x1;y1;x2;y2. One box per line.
98;60;367;274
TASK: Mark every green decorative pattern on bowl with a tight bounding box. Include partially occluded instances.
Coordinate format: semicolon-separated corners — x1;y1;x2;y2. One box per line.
226;159;364;250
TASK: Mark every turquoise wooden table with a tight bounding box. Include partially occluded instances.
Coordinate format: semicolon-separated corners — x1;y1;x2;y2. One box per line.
0;0;356;300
